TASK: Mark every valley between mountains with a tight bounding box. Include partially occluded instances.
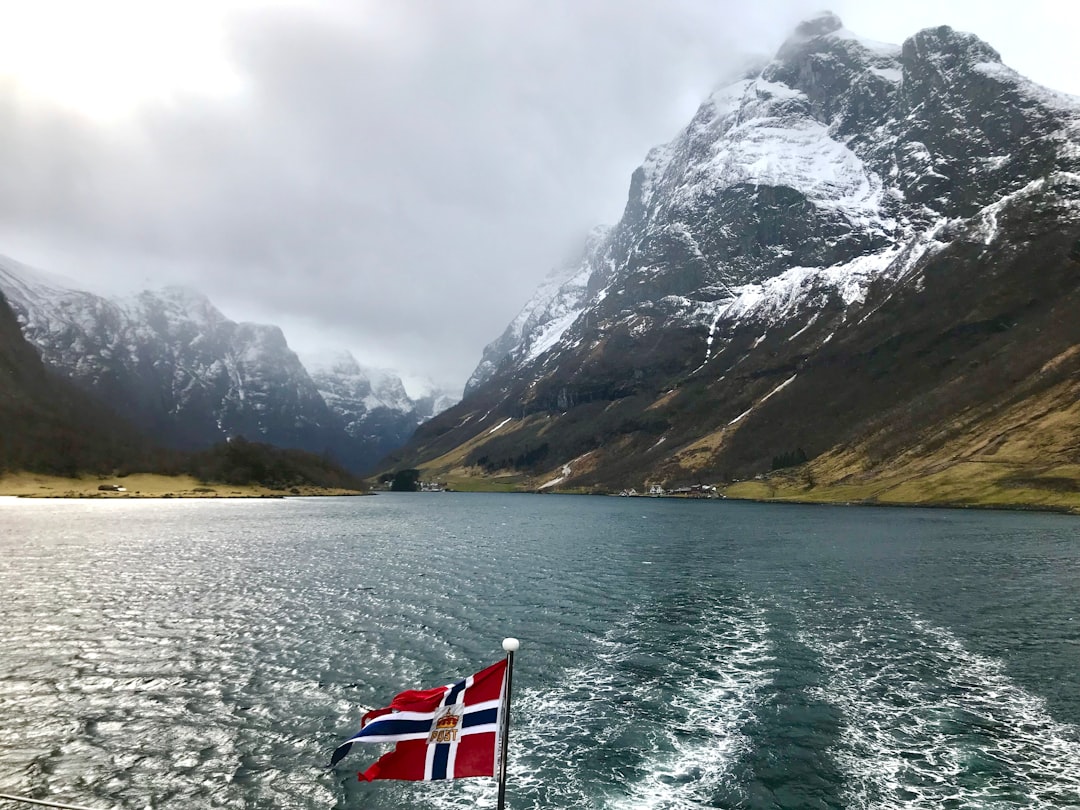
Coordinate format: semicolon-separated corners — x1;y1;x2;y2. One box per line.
3;12;1080;511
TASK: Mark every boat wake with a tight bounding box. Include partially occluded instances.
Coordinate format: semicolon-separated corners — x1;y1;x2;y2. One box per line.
799;605;1080;809
421;592;775;810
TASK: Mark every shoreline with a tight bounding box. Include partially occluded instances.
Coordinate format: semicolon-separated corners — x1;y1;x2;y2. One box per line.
715;491;1080;516
0;472;368;499
444;479;1080;516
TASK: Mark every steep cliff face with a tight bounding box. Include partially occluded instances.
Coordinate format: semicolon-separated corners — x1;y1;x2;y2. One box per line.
389;13;1080;495
0;258;439;473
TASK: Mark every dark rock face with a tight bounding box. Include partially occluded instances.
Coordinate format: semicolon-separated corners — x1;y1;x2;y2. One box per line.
0;292;149;474
395;14;1080;490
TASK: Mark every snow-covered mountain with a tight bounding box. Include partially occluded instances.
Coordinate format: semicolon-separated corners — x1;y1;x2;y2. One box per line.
0;287;153;474
395;13;1080;491
470;12;1080;393
301;350;427;463
0;256;440;472
412;388;461;421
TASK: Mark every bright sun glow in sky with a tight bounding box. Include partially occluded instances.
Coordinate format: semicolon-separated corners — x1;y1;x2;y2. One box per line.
0;0;254;119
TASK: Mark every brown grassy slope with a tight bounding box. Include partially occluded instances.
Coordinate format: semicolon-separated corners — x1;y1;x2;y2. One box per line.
724;355;1080;511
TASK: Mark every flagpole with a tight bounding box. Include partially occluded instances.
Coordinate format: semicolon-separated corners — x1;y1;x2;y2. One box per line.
496;637;518;810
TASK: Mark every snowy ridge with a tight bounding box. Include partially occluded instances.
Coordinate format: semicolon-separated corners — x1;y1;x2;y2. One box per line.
466;226;610;393
0;255;85;307
521;263;594;364
686;169;1080;359
827;27;902;59
973;61;1080;116
688;224;948;339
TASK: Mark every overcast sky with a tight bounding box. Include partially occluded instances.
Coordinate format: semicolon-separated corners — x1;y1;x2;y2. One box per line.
1;1;1077;394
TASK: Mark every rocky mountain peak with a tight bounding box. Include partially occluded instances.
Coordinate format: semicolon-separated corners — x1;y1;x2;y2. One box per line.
133;285;224;322
304;348;364;379
902;25;1001;72
766;14;901;130
790;10;844;40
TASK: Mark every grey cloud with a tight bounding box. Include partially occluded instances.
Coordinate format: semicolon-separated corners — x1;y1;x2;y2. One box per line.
0;0;851;389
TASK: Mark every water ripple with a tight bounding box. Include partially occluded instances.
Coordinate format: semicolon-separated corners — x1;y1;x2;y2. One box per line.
2;497;1080;809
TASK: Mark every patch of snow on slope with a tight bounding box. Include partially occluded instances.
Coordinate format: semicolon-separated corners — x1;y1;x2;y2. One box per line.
667;77;888;223
538;452;592;490
827;27;902;58
700;247;902;333
487;417;513;435
540;464;572;490
973;173;1080;245
728;375;797;427
761;374;797;403
714;118;882;212
869;66;902;83
728;408;753;426
524;302;586;364
789;314;820;341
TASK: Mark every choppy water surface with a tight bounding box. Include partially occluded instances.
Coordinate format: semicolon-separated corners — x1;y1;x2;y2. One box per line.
2;494;1079;809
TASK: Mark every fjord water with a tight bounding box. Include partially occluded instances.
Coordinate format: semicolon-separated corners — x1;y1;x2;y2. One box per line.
2;495;1079;809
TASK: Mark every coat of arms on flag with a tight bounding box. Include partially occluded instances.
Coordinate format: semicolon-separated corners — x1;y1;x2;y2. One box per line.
331;656;510;782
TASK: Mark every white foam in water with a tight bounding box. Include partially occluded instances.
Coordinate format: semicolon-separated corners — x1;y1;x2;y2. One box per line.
422;599;775;810
607;602;774;810
800;609;1080;809
420;608;647;810
419;597;776;810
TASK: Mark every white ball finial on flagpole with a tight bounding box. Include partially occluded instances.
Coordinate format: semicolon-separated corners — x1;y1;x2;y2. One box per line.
502;637;520;652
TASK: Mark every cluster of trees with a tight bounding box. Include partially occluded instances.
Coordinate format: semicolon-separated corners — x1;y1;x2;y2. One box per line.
182;437;366;491
771;447;809;471
0;416;156;478
0;425;368;491
473;442;550;473
378;469;421;491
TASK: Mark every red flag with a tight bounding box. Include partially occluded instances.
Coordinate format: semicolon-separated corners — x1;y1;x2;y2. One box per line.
332;659;507;781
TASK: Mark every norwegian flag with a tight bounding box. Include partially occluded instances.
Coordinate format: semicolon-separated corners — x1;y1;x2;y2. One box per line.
331;658;508;781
